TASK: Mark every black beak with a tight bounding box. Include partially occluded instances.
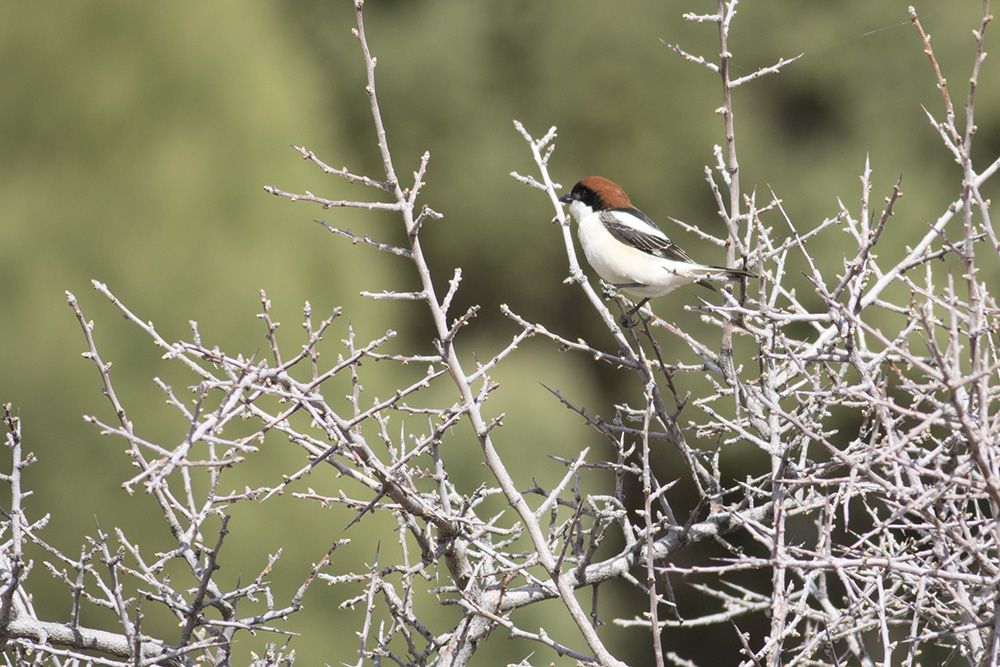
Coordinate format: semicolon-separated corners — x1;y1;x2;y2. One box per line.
558;193;574;204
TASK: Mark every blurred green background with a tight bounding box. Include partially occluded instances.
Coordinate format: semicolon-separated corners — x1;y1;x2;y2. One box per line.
2;1;997;665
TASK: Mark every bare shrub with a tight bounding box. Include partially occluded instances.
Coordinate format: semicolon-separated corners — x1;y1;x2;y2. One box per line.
2;2;998;666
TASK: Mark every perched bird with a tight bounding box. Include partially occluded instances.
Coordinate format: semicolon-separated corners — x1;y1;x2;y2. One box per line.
559;176;754;326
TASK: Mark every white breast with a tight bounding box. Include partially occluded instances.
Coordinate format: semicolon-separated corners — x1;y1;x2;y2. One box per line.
575;210;702;298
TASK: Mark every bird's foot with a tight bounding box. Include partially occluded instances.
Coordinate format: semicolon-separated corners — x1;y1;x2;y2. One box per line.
619;312;641;328
619;298;650;328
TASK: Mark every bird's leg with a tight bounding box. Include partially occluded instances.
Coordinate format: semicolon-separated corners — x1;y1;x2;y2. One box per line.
620;298;650;328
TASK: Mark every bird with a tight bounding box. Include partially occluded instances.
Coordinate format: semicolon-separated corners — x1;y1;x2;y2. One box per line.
559;176;754;327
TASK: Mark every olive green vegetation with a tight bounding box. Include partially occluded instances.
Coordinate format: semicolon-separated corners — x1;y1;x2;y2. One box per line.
1;1;997;665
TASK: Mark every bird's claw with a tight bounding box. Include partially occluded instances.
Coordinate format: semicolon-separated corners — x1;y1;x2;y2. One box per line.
619;297;650;329
619;311;646;328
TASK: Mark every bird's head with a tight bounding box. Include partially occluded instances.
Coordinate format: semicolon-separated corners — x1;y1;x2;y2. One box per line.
559;176;633;217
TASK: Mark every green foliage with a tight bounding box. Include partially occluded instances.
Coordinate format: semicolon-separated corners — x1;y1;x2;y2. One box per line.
1;2;997;665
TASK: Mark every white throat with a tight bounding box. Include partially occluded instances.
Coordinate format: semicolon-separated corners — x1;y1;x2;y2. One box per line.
567;199;594;224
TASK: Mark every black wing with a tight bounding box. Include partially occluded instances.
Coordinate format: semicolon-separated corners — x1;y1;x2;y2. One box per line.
600;208;694;264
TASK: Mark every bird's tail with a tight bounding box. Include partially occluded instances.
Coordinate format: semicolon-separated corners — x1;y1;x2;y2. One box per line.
695;265;757;281
693;266;756;291
723;267;756;280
